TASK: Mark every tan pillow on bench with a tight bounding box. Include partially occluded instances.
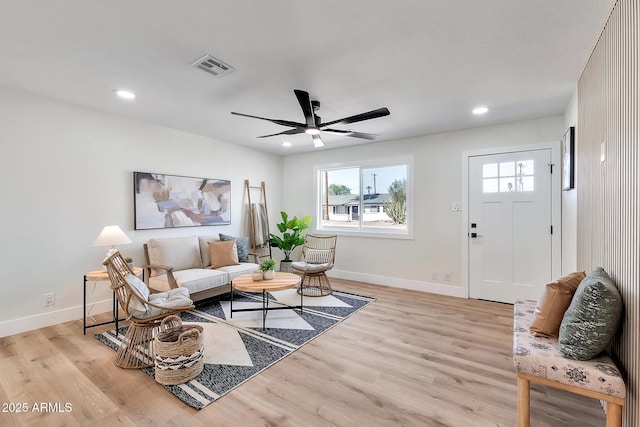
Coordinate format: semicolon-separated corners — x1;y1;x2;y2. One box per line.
529;271;586;338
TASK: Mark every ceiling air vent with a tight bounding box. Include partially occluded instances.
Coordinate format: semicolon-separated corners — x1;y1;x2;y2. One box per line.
190;54;235;77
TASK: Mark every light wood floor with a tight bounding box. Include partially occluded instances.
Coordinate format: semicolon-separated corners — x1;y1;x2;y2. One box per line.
0;279;606;426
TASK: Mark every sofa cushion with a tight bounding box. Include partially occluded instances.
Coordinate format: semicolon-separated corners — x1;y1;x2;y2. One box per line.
208;240;240;268
529;271;586;338
219;233;250;262
147;236;202;276
216;262;260;281
149;268;229;294
198;236;217;268
559;267;623;360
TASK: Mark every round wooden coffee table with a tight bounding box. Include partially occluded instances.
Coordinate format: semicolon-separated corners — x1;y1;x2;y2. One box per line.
230;272;302;331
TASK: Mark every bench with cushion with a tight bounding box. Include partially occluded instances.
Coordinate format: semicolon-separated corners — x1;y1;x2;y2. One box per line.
514;268;625;426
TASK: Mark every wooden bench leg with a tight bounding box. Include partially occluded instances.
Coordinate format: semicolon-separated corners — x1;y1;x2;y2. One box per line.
606;402;622;427
518;376;530;427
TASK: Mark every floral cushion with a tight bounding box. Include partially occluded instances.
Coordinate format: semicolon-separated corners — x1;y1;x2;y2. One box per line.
513;299;625;399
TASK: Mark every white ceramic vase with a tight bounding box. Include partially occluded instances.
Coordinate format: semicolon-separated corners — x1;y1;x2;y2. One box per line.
262;269;275;280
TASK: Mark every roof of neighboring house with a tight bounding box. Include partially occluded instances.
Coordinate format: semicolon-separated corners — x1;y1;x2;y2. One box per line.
328;193;390;206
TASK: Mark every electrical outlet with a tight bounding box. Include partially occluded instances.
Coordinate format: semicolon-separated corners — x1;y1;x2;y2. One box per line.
444;272;451;281
43;293;55;307
431;271;438;280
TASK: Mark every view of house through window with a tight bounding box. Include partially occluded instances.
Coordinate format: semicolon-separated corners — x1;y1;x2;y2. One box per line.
318;162;408;234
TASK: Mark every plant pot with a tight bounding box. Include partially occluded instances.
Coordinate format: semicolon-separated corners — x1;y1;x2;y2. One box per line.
128;262;135;269
251;270;263;281
262;270;275;280
279;260;292;273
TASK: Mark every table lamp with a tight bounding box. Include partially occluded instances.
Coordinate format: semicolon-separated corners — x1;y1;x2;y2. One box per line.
93;225;132;257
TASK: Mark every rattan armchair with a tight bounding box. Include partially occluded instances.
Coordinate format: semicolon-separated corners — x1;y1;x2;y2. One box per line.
103;251;194;369
291;234;337;296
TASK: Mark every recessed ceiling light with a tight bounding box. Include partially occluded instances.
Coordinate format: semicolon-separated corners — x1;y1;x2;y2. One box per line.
282;141;292;147
472;106;489;115
115;89;136;100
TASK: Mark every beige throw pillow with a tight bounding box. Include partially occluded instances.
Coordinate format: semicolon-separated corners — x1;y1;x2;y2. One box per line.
208;240;239;268
529;271;586;338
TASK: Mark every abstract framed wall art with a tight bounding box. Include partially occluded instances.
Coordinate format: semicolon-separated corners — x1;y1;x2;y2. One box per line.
134;172;231;230
562;126;575;191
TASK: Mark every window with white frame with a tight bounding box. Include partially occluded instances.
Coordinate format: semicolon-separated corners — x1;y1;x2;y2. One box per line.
316;159;411;236
482;160;535;193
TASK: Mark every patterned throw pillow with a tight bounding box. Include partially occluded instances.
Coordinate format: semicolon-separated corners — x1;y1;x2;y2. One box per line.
304;248;333;264
219;233;250;262
558;267;623;360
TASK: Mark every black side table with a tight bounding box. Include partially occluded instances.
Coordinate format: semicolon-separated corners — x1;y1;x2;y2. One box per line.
83;268;143;335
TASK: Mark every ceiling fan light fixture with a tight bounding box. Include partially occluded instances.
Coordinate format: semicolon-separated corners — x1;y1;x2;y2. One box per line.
114;89;136;100
305;127;321;135
472;106;489;115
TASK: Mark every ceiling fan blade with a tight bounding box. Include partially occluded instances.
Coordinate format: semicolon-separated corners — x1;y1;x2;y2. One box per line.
312;134;324;148
319;107;390;128
323;129;378;140
231;112;305;128
294;89;315;127
257;128;306;138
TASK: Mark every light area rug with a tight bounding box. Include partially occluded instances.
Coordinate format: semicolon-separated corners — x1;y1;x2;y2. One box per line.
96;289;374;410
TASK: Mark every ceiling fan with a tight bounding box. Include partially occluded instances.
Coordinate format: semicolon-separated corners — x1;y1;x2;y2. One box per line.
231;89;390;148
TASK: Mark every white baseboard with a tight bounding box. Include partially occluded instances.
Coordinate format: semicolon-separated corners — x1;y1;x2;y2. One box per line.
2;271;467;338
329;269;467;298
0;299;114;338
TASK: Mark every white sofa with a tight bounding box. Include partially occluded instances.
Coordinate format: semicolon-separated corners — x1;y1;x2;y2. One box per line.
143;235;259;301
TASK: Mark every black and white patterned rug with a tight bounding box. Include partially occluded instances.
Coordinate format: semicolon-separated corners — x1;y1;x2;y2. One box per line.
96;289;374;410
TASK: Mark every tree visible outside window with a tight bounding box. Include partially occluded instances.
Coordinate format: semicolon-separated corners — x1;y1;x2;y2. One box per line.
317;160;410;236
384;178;406;224
328;184;351;195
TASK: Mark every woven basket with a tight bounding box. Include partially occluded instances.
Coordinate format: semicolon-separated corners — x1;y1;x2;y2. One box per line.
154;315;204;385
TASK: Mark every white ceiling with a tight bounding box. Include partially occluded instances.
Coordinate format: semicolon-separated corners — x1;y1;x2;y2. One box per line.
0;1;614;155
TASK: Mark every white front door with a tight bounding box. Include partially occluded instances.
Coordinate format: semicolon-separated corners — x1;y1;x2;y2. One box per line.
468;149;553;303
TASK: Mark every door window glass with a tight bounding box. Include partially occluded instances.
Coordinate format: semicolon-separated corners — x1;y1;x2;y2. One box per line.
482;160;534;193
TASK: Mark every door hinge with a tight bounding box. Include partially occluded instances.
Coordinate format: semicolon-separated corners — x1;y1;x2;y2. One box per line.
550;225;553;235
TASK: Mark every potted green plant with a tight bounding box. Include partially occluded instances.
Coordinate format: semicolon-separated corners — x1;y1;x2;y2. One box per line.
124;256;134;268
259;258;276;280
269;211;312;271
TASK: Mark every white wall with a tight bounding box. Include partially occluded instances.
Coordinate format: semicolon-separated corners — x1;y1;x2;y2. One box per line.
562;88;578;274
283;116;564;295
0;86;283;336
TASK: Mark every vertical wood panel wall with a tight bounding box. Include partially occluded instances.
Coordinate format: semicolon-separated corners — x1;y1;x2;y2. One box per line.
578;0;639;424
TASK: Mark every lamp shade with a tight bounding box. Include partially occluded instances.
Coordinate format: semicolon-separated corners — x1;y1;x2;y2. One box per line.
93;225;132;248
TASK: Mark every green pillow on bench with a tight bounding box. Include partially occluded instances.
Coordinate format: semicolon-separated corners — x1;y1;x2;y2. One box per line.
559;267;623;360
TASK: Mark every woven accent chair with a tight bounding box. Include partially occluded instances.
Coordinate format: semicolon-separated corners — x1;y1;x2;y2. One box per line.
291;234;337;297
103;251;194;369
